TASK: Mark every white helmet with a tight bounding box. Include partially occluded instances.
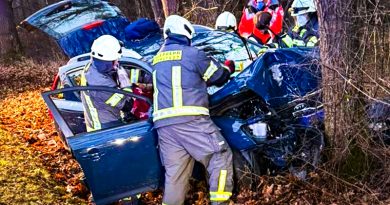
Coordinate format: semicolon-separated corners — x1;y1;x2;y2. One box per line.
215;11;237;31
291;0;317;16
91;35;122;61
163;15;195;40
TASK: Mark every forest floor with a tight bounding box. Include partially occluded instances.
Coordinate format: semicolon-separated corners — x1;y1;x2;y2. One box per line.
0;58;389;205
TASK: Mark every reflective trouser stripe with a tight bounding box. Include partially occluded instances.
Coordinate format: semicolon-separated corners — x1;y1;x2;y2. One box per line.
130;69;140;84
210;169;231;202
152;71;159;111
105;93;124;107
210;192;232;202
171;66;183;107
82;92;101;131
218;170;227;192
202;61;219;81
153;106;209;121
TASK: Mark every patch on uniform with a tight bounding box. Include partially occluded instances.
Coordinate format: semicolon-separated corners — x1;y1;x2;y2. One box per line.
152;50;182;65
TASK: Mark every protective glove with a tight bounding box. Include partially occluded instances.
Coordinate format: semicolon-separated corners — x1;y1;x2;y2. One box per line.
224;60;236;74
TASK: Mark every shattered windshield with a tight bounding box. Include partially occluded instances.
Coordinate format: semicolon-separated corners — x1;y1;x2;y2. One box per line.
33;1;121;38
127;30;263;66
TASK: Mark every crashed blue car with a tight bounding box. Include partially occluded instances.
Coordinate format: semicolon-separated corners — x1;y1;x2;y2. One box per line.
21;1;325;204
41;48;324;204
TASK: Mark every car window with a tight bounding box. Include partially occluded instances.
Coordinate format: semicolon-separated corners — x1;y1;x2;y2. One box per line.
67;68;84;87
33;1;122;38
193;31;262;68
49;88;151;136
60;62;153;103
65;63;152;87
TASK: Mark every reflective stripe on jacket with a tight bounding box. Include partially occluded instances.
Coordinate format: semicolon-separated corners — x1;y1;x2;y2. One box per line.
152;35;231;128
80;62;131;132
275;16;319;48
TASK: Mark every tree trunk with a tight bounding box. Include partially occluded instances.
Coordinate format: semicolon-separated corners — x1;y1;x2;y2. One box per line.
161;0;177;17
0;0;21;56
150;0;164;25
317;0;376;171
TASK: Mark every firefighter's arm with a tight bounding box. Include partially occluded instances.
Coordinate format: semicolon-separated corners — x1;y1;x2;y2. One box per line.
103;88;134;111
196;50;234;87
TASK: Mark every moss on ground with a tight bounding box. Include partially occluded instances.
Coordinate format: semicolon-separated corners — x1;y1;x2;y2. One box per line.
0;129;86;205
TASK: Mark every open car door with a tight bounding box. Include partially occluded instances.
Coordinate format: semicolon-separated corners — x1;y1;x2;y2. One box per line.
42;86;162;205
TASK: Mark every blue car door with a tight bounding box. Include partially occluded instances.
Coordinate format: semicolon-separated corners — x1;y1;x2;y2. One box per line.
42;86;162;205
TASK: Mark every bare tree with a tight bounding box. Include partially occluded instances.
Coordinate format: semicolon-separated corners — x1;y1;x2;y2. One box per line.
0;0;21;56
150;0;164;25
161;0;178;17
317;0;390;188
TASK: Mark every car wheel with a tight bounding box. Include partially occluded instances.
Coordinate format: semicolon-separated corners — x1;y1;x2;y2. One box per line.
289;125;324;179
232;149;261;191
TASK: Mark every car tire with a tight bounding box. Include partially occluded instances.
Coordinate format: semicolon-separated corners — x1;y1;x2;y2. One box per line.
289;125;324;179
232;149;261;191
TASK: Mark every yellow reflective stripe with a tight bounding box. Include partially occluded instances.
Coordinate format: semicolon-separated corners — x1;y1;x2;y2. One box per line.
209;191;232;202
152;50;182;65
152;71;159;111
293;39;306;47
123;88;132;93
258;47;268;55
83;92;101;131
292;25;300;33
307;36;318;47
281;35;294;48
300;29;307;38
153;106;209;121
130;69;140;84
105;93;124;107
172;66;183;107
203;61;219;81
218;170;227;192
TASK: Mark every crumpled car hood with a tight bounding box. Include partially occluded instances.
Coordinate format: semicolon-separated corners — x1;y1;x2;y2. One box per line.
210;47;321;109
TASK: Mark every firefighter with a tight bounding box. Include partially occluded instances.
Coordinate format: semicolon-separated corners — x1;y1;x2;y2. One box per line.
278;0;319;48
80;35;134;132
153;15;235;205
215;11;237;31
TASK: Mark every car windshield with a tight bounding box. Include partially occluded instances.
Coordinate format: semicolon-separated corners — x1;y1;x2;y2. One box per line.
126;31;263;65
34;1;121;38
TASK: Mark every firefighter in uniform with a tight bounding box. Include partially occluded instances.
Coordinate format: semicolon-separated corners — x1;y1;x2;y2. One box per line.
152;15;235;205
274;0;319;48
80;35;134;132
